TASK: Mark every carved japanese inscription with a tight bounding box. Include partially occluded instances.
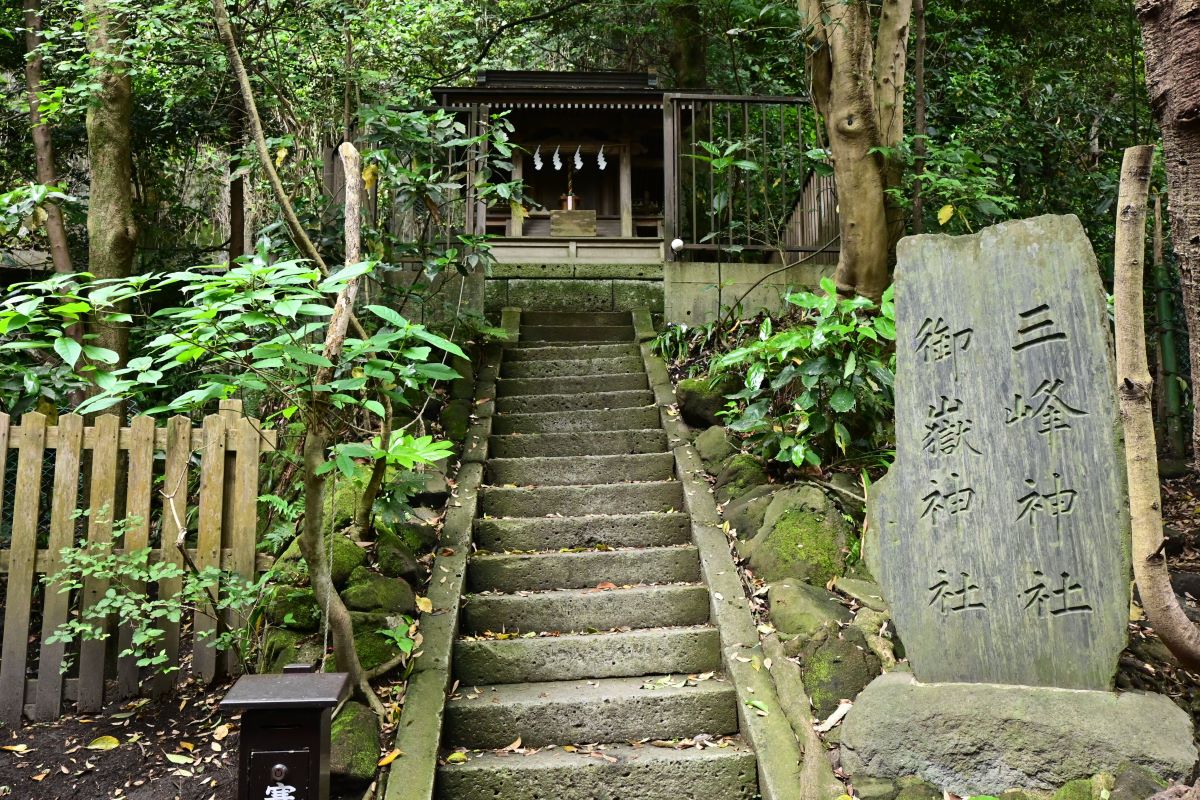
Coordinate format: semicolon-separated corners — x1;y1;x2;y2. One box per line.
867;215;1130;690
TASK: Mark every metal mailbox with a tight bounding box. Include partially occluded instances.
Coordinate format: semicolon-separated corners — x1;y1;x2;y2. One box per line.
221;666;349;800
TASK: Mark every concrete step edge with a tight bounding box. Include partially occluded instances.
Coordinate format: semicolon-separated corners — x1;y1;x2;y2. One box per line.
466;544;701;592
452;625;721;685
461;582;710;635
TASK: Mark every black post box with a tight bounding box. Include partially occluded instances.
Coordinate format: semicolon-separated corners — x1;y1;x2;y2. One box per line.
221;666;349;800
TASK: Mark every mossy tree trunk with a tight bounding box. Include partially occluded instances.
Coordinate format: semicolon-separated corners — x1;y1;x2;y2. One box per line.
1137;0;1200;469
84;0;137;367
801;0;912;301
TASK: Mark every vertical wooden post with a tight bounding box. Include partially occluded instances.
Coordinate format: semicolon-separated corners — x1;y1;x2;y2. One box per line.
509;150;524;237
619;144;633;238
0;413;47;725
224;413;260;675
152;415;191;696
35;413;83;719
116;415;155;698
77;413;120;713
194;414;226;682
662;95;677;258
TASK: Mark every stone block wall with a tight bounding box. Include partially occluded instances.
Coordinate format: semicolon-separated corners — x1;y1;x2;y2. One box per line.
484;263;664;315
664;259;833;325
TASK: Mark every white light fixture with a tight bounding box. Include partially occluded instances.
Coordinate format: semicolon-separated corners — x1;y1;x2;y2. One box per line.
670;238;685;253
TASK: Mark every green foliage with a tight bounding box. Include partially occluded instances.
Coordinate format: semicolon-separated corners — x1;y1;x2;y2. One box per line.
0;183;80;251
710;279;896;468
44;510;264;675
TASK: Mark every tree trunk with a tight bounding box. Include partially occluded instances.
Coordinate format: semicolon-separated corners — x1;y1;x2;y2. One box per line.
1113;144;1200;670
911;0;927;235
84;0;137;366
1137;0;1200;467
665;0;706;88
23;0;72;274
802;0;912;301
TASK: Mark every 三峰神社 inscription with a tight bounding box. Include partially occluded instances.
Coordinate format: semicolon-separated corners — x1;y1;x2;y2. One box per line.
867;214;1130;689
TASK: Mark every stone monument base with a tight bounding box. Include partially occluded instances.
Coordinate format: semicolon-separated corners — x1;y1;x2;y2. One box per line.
841;672;1197;795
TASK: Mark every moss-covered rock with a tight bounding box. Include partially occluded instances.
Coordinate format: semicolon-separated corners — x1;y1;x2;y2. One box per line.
450;355;475;400
853;777;899;800
265;587;321;632
339;611;403;672
323;480;364;532
330;534;368;587
800;627;882;718
676;375;739;428
440;398;473;442
377;512;439;553
259;628;324;673
694;425;736;472
828;471;866;518
767;580;851;638
1053;781;1096;800
376;530;422;583
713;454;769;504
1111;762;1165;800
341;566;416;613
272;540;308;586
724;484;776;540
894;778;941;800
743;486;849;584
330;701;380;791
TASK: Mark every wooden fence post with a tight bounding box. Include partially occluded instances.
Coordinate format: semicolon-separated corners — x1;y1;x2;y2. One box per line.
77;414;120;713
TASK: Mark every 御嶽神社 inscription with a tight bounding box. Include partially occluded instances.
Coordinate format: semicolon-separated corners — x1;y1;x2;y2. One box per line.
867;214;1129;689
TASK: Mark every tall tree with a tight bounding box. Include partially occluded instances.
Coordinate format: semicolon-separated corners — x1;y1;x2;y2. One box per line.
23;0;72;274
1137;0;1200;466
800;0;913;301
84;0;137;366
664;0;706;88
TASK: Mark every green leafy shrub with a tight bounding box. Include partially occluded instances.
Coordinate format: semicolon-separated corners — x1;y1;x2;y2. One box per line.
710;278;896;468
45;511;264;675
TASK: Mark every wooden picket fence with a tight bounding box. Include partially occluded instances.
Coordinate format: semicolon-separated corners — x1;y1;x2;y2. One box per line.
0;400;276;725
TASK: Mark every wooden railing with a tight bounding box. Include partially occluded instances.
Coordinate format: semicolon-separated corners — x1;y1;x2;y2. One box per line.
0;400;276;725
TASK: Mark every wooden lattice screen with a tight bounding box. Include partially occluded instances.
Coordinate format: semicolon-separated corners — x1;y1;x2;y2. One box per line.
0;400;277;725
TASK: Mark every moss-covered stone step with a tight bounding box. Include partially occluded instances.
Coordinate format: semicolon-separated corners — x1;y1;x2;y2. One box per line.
461;583;710;634
521;311;634;327
486;452;676;486
488;429;668;458
473;511;691;551
467;545;701;592
500;356;645;379
443;674;738;749
495;389;654;414
519;325;635;342
452;625;721;685
502;343;641;362
492;406;660;435
480;481;684;517
496;373;649;396
435;740;757;800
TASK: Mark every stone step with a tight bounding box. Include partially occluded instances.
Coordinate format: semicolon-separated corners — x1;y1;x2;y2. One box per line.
435;740;757;800
467;545;701;592
501;356;645;379
461;584;710;635
453;626;721;685
474;512;691;551
443;674;739;749
520;325;635;342
486;453;676;486
495;389;654;414
521;311;634;327
488;430;668;458
492;406;660;435
503;343;641;362
480;481;684;517
496;373;649;396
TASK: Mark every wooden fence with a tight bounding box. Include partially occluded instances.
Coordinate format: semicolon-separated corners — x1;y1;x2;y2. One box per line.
0;400;276;725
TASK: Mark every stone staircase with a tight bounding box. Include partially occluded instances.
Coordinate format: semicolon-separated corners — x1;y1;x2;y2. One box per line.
435;310;759;800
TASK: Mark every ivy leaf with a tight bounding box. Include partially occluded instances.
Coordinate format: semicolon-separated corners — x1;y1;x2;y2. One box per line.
829;387;856;413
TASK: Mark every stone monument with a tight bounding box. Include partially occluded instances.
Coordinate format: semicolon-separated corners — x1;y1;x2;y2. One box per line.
843;215;1196;793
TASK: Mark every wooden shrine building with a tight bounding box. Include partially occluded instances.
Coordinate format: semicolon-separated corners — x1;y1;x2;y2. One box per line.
434;71;838;322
